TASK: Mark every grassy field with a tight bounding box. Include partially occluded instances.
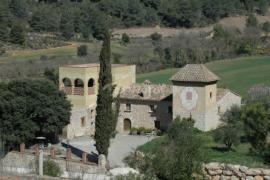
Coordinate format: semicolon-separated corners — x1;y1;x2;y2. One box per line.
137;56;270;96
138;132;266;168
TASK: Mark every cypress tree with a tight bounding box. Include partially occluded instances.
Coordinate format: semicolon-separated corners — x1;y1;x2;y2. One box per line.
94;30;114;156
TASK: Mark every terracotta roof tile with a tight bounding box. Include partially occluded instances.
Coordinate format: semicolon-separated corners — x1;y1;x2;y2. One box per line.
120;80;172;101
170;64;219;83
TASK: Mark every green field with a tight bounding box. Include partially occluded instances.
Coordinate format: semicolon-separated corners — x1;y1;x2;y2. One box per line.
138;132;266;168
137;56;270;96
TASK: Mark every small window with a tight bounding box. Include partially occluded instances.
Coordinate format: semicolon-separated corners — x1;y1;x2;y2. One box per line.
168;106;172;114
210;92;212;99
81;117;86;127
149;105;156;113
91;109;94;119
126;104;131;111
218;106;221;113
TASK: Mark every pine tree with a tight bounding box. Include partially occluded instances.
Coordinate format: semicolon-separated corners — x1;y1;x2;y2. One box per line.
9;23;25;45
60;9;75;40
94;30;114;156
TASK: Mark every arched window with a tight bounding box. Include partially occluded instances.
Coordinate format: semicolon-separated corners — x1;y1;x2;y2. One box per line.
88;78;95;87
62;78;72;95
74;78;84;87
88;78;95;95
62;78;72;87
74;78;84;95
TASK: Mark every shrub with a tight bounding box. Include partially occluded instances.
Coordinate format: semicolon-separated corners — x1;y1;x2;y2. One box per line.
0;44;5;55
43;160;61;177
138;127;146;135
150;32;162;42
77;45;88;57
246;14;258;27
151;117;205;180
242;103;270;153
40;55;48;61
121;33;130;45
213;105;243;150
130;127;138;135
262;22;270;36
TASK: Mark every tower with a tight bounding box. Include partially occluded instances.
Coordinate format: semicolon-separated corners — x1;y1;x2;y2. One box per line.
170;64;220;131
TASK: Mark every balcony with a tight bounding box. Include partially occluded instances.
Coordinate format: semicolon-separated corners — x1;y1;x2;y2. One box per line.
73;87;84;96
88;87;95;95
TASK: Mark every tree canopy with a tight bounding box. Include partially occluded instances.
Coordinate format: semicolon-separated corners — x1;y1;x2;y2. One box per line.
0;79;71;149
0;0;269;43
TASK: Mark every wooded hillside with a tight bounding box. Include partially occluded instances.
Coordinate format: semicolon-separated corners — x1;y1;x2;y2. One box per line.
0;0;270;43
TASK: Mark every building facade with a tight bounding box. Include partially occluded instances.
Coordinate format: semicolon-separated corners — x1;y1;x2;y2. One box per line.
59;63;241;138
59;64;136;139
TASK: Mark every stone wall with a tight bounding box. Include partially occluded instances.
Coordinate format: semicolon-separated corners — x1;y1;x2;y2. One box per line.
117;99;172;133
1;151;107;180
204;162;270;180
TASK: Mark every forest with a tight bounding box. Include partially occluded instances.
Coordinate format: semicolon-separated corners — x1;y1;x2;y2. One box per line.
0;0;270;42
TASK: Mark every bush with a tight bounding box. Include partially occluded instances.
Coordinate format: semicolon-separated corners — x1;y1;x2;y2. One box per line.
43;160;61;177
150;33;162;42
213;105;243;150
77;45;88;57
121;33;130;45
130;127;138;135
0;44;5;55
242;103;269;153
151;117;205;180
246;14;258;27
137;127;146;135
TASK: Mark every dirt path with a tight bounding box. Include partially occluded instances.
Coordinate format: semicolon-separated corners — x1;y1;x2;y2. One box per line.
113;15;270;39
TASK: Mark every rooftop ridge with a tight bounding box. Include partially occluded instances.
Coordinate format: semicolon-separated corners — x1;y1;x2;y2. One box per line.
170;64;219;83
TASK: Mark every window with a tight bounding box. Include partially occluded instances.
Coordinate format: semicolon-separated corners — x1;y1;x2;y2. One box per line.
81;117;86;127
218;106;221;114
90;109;94;119
149;105;156;113
168;106;172;114
126;104;131;111
210;92;212;99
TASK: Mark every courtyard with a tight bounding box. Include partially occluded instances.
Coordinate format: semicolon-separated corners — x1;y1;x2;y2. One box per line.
64;134;155;168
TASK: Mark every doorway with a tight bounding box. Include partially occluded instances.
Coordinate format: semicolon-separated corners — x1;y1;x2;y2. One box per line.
123;119;131;132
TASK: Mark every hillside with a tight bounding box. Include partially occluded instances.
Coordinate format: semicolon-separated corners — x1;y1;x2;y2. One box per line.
137;56;270;96
113;14;270;38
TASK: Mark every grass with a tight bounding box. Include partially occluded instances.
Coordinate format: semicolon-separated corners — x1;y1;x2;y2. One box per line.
138;133;267;168
0;40;122;63
136;56;270;96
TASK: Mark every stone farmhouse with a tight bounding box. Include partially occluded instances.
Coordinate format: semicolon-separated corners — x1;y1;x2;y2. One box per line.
59;63;241;139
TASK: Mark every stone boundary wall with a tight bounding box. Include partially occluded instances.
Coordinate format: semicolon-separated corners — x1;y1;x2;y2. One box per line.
204;162;270;180
0;151;108;180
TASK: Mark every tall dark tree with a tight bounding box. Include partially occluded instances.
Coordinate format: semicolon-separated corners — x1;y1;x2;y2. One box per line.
94;30;114;156
60;9;75;40
9;23;25;45
9;0;28;18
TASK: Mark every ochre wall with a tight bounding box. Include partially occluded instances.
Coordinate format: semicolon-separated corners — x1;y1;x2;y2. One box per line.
59;64;136;109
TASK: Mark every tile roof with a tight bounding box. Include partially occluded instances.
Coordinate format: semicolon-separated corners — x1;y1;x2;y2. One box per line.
120;80;172;101
170;64;219;83
217;88;230;101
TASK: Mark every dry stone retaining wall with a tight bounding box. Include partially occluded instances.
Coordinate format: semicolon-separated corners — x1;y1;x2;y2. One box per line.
204;162;270;180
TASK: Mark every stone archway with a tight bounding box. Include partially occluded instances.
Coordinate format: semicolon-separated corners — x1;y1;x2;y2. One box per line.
123;118;131;132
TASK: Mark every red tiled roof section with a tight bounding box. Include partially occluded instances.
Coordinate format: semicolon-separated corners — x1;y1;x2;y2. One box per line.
120;80;172;101
170;64;220;83
217;88;230;101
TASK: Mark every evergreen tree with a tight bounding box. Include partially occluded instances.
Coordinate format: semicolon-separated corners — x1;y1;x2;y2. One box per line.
60;9;75;40
9;23;25;45
9;0;28;18
94;30;114;156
